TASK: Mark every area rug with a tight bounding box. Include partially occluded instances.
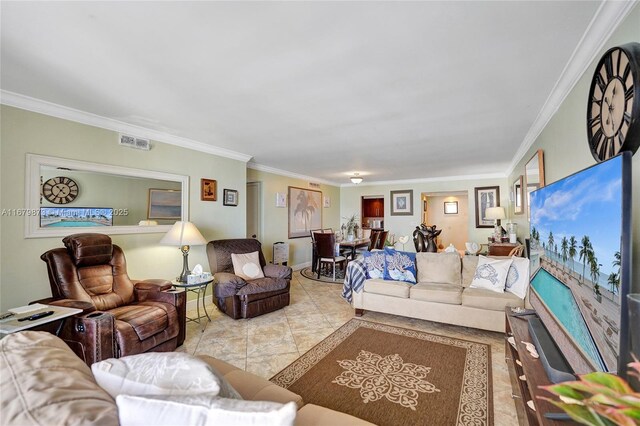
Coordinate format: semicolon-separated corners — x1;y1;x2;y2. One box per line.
299;266;345;284
271;319;493;425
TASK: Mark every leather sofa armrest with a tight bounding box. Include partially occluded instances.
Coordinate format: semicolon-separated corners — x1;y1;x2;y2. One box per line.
133;279;173;291
263;264;293;280
134;287;186;347
214;273;247;298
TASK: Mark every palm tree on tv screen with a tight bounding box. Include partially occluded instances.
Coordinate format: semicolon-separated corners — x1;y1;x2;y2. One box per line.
547;232;554;259
579;235;592;284
588;252;601;298
568;236;577;276
560;237;568;271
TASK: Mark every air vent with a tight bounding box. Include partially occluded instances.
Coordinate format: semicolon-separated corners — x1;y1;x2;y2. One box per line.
309;182;321;188
119;134;150;151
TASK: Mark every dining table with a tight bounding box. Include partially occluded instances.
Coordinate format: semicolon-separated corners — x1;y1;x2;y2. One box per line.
310;237;371;273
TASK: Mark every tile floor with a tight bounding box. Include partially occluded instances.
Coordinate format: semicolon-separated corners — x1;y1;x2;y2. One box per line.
178;271;519;425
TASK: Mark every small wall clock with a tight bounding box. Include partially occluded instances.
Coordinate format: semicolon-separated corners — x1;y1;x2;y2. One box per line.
587;42;640;162
42;176;79;204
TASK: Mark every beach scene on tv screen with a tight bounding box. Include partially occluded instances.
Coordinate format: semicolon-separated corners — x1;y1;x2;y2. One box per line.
529;156;622;372
40;208;113;227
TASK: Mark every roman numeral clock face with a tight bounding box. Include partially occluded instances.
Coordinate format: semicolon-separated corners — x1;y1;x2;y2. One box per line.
587;43;640;162
42;176;79;204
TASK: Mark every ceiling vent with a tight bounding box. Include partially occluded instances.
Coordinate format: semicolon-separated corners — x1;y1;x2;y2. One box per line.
309;182;321;188
119;134;151;151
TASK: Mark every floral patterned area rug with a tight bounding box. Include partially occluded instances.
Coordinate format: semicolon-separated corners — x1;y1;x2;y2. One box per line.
299;266;345;284
271;319;493;426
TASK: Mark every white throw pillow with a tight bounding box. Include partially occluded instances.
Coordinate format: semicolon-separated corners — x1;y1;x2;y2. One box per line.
469;256;513;293
231;251;265;281
505;256;530;299
92;352;223;399
116;394;297;426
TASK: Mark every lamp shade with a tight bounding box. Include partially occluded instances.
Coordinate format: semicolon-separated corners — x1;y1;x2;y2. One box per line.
160;221;207;246
485;207;506;220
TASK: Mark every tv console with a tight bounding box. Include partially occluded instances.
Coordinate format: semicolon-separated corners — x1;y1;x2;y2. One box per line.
505;308;577;425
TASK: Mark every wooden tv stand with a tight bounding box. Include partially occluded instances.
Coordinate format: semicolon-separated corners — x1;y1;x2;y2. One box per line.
505;308;577;425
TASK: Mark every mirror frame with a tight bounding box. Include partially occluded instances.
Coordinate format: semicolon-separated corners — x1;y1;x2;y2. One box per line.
524;149;545;220
25;154;189;238
512;175;524;215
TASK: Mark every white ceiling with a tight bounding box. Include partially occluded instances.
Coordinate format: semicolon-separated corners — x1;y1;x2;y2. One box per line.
0;1;619;184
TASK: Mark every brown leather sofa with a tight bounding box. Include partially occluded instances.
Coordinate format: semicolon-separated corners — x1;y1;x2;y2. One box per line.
207;239;292;319
40;233;186;364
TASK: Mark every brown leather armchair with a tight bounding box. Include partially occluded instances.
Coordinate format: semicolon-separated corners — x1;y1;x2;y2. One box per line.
207;239;291;319
40;233;186;364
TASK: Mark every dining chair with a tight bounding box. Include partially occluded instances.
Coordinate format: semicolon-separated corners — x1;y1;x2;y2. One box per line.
310;229;323;272
314;232;347;281
372;230;388;250
508;245;525;257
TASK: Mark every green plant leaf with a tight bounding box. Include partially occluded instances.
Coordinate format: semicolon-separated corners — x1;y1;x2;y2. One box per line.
581;372;633;394
543;383;588;401
619;408;640;420
547;401;609;426
592;406;637;426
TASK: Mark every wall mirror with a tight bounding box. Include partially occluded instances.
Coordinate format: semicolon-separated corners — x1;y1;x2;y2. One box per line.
524;149;545;219
512;175;524;215
25;154;189;238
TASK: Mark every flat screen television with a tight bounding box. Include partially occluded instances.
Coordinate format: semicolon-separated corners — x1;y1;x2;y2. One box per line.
529;151;632;377
40;207;113;227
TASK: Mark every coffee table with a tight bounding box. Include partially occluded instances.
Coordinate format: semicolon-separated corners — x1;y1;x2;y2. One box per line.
0;304;83;335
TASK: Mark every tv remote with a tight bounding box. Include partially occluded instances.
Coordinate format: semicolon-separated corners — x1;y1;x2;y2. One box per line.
17;310;54;322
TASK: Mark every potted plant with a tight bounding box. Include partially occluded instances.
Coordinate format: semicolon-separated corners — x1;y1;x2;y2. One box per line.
343;214;359;241
540;361;640;425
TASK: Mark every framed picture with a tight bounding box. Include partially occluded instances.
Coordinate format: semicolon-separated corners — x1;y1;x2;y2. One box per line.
288;186;322;238
201;179;217;201
444;201;458;214
525;149;545;220
323;196;331;208
223;189;239;207
390;190;413;216
148;189;182;219
275;192;286;208
474;186;500;228
512;175;524;215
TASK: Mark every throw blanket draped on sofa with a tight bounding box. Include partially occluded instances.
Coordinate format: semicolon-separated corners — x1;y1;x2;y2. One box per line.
342;259;366;303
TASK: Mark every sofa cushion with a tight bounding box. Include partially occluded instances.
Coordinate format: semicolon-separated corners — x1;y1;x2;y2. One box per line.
295;403;376;426
199;356;304;409
461;287;524;311
116;394;297;426
416;252;461;285
0;331;118;426
461;255;479;287
363;279;411;298
410;283;463;305
383;248;417;284
109;302;172;341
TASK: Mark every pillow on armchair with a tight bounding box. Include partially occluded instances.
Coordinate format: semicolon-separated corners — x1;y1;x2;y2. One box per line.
231;252;265;281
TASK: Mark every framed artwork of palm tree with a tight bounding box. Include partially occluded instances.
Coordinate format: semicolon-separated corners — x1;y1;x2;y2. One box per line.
288;186;322;238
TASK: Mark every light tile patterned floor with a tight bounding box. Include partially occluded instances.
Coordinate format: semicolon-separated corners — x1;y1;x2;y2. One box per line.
178;271;519;425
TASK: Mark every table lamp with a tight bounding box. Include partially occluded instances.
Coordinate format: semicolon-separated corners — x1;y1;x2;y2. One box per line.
485;207;506;241
160;221;207;282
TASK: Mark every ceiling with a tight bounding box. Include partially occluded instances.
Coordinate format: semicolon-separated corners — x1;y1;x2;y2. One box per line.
0;2;615;184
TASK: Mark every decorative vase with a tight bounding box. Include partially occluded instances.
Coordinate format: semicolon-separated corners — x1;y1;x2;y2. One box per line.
347;230;355;241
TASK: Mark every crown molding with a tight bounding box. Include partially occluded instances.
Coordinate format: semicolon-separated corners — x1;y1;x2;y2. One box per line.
247;162;341;186
506;1;637;177
0;90;253;163
341;171;507;188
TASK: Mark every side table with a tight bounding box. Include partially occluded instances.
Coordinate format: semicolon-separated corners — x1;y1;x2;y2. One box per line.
0;305;83;335
172;279;213;332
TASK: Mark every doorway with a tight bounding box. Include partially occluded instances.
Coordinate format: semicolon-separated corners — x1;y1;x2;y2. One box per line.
422;191;468;251
246;182;262;240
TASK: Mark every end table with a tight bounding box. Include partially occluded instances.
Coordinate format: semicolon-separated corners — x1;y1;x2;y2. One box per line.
172;279;213;332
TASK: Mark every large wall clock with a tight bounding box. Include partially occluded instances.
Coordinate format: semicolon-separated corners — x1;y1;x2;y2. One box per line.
42;176;79;204
587;42;640;162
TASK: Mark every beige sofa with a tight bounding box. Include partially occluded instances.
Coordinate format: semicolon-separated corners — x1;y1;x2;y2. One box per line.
1;331;373;426
352;253;529;333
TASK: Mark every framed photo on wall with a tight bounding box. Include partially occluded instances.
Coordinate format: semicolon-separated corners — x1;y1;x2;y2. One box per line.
444;201;458;214
288;186;322;238
474;186;500;228
201;179;217;201
275;192;287;208
148;189;182;219
390;190;413;216
223;189;239;206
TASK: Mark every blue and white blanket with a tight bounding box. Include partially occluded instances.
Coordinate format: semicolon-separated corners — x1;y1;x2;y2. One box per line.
341;258;367;303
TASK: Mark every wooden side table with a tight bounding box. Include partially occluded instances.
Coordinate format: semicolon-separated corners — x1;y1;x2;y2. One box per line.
489;242;519;256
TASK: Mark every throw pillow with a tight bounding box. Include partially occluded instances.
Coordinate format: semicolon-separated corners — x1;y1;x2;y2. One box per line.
92;352;239;399
383;247;417;284
416;252;461;285
362;250;385;279
505;256;530;299
469;256;513;293
116;394;297;426
231;251;265;281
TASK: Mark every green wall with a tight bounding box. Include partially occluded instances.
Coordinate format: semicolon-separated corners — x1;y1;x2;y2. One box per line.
0;106;247;311
246;168;341;268
507;6;640;292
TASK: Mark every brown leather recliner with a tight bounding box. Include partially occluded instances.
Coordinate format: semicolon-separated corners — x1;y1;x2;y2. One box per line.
207;239;292;319
40;233;186;364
